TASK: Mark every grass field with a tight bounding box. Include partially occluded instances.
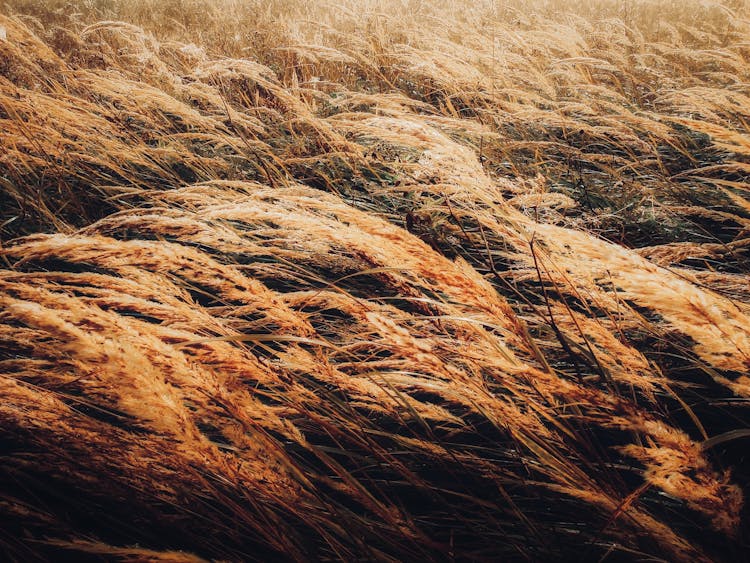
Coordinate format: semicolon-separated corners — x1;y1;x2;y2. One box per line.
1;0;750;560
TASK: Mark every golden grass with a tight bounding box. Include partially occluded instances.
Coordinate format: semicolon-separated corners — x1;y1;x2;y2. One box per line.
1;0;750;560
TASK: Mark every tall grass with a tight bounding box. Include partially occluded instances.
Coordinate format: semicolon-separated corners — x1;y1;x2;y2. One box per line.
1;0;749;560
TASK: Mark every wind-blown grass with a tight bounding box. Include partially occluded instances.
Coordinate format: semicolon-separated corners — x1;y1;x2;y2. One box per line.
1;1;749;561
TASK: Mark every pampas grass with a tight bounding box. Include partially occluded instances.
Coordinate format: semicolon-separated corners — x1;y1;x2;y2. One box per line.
1;0;750;560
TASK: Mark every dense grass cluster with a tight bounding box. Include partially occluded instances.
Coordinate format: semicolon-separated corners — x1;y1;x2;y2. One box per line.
1;0;750;560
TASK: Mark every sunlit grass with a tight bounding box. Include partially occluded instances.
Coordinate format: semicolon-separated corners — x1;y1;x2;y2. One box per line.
1;1;749;560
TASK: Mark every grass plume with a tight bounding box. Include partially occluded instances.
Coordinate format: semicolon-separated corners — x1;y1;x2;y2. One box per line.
1;1;750;560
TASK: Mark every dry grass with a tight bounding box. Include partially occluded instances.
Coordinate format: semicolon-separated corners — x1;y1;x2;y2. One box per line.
1;0;750;561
